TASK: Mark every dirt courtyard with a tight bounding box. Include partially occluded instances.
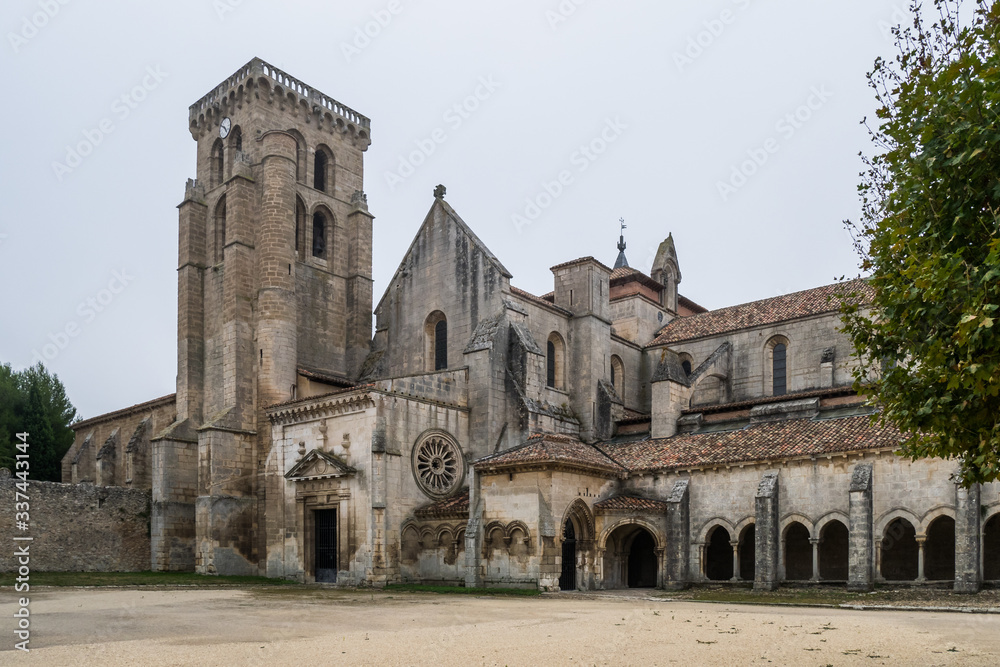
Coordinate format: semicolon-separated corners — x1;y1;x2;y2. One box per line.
2;587;1000;666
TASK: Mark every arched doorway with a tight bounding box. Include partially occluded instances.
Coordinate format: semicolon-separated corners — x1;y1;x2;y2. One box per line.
819;520;849;581
784;522;812;581
706;526;733;581
628;530;657;588
603;524;659;589
924;516;955;581
560;519;576;591
984;514;1000;581
739;525;756;581
881;518;918;581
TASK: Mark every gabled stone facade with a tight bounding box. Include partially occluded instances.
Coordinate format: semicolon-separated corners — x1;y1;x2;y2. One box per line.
63;59;1000;591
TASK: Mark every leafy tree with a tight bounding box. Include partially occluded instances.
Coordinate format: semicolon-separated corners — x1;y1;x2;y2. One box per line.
0;362;78;481
841;0;1000;485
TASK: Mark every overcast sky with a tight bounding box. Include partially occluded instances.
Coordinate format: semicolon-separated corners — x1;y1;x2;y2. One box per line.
0;0;910;419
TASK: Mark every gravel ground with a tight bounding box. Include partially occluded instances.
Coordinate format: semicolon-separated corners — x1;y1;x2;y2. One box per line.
2;587;1000;665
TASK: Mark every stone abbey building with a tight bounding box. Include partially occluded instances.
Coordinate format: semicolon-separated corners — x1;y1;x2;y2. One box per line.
64;59;1000;592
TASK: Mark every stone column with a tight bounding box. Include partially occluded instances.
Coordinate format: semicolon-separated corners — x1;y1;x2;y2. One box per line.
954;483;982;593
848;463;874;591
916;536;927;582
664;479;690;590
754;471;780;591
810;538;821;581
730;541;740;582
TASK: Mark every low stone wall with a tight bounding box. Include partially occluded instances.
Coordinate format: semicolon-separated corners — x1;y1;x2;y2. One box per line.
0;475;150;572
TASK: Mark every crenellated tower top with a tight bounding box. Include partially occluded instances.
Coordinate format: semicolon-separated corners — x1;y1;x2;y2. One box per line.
187;57;371;149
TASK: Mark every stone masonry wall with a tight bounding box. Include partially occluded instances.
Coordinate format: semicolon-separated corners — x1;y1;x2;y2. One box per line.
0;477;150;572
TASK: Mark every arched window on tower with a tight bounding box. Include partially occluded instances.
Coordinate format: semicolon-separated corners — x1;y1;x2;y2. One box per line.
210;139;224;188
546;333;565;389
312;211;327;258
425;312;448;371
314;145;334;193
230;125;242;153
214;196;227;264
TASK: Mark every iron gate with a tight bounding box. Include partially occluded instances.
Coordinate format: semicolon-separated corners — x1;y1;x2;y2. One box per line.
315;509;338;583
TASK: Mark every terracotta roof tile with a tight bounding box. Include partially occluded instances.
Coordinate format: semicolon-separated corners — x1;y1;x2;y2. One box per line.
600;414;901;472
648;280;872;346
594;495;671;513
476;433;625;475
414;490;470;518
678;295;708;314
681;386;860;415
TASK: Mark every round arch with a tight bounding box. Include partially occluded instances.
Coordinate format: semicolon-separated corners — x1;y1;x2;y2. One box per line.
814;511;850;537
600;519;663;590
874;508;922;540
779;513;815;539
696;517;736;546
598;517;665;552
919;505;957;534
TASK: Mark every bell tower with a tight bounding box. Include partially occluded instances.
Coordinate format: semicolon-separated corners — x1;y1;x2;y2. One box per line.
151;58;373;575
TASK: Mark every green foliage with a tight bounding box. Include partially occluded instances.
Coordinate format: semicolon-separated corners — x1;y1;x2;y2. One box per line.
0;362;78;481
842;0;1000;485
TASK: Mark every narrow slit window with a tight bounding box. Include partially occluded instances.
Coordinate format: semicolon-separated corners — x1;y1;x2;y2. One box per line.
547;341;556;388
773;343;787;396
434;319;448;371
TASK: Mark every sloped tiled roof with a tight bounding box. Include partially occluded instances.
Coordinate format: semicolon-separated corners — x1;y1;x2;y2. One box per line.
509;286;572;315
594;495;671;513
599;414;901;473
680;386;859;415
476;433;625;475
414;489;470;518
648;280;872;346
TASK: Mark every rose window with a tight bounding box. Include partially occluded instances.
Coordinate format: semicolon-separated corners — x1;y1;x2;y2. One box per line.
413;435;463;498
